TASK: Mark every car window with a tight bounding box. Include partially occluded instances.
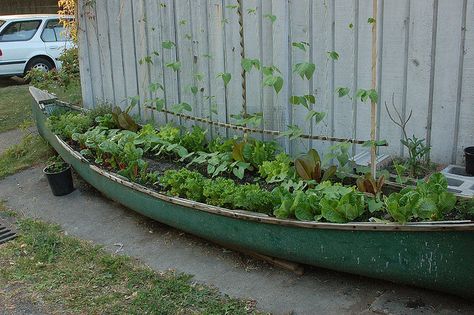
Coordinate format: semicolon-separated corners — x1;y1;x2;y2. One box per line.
0;20;5;28
0;20;42;42
41;19;69;42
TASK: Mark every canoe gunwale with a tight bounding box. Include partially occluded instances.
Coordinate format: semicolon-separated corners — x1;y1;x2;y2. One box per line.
51;132;474;232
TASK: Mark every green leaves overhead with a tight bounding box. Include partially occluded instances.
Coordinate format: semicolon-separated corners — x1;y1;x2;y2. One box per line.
162;40;175;49
241;58;261;72
368;17;376;24
293;62;315;80
217;72;231;87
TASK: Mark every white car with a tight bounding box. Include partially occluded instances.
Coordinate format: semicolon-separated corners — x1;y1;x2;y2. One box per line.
0;14;74;78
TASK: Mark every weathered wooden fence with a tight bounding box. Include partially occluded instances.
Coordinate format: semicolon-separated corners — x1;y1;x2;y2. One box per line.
77;0;474;164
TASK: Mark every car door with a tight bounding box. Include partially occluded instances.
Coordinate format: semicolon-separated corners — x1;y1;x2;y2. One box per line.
0;19;43;76
41;19;73;64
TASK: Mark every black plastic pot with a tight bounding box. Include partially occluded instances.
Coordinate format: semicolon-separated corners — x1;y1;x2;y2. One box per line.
43;164;74;196
465;146;474;176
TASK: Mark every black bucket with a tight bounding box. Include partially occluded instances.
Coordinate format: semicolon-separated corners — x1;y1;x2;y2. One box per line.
465;147;474;175
43;165;74;196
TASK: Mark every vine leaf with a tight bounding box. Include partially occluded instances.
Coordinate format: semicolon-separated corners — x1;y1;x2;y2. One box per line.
356;89;378;103
290;95;315;110
148;82;164;93
217;72;231;86
263;75;283;94
336;87;350;98
292;41;310;52
241;58;261;72
277;125;303;140
306;110;326;123
166;61;181;71
170;102;192;114
264;14;277;23
162;40;175;49
327;51;339;60
293;62;315;80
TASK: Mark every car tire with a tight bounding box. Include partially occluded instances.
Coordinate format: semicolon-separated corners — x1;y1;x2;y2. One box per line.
25;57;55;74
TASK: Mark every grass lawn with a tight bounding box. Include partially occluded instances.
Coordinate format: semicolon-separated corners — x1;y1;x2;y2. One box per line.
0;83;32;133
0;133;52;179
0;207;258;314
0;79;53;178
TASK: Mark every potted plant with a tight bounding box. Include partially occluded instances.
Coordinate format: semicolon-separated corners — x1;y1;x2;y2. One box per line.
43;155;74;196
465;146;474;175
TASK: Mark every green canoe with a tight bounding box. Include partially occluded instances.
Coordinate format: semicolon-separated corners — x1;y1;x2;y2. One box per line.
30;88;474;300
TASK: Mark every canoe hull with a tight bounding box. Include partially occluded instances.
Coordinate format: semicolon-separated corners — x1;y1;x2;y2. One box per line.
32;99;474;300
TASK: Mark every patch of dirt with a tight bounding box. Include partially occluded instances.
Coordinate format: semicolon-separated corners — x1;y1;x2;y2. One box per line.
0;285;52;315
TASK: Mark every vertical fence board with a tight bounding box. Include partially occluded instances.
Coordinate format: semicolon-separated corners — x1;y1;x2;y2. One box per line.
311;0;334;156
95;0;114;104
132;0;152;122
261;0;275;141
223;1;244;137
377;0;409;157
160;0;180;125
106;0;127;108
333;0;356;155
144;0;166;126
404;0;434;151
289;0;311;155
354;0;372;155
271;0;291;152
430;0;464;163
456;0;474;165
190;0;212;131
242;0;263;139
84;5;104;104
119;0;139;115
174;0;195;130
77;0;93;107
207;0;227;137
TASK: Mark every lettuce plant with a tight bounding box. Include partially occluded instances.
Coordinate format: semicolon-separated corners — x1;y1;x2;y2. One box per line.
384;173;457;223
259;153;294;183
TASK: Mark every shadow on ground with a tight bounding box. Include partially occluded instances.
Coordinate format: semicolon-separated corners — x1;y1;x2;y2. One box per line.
0;77;26;88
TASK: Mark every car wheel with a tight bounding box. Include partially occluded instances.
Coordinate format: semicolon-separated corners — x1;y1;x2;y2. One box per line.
25;57;54;74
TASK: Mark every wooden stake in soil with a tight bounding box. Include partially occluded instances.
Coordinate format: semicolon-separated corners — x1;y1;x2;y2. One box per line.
370;0;378;177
